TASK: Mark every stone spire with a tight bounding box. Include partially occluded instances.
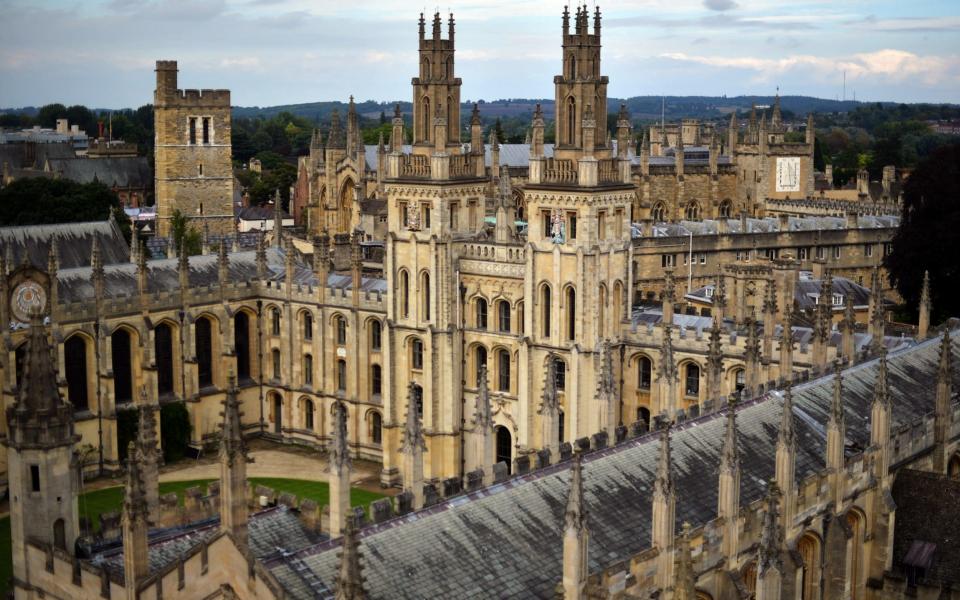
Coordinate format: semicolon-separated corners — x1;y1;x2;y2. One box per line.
840;295;856;362
662;268;676;323
706;319;724;405
673;522;697;600
869;267;885;353
219;375;249;547
255;230;267;280
727;111;738;153
328;109;346;149
390;104;404;153
562;454;588;600
718;398;740;559
596;340;617;441
918;270;932;340
812;274;832;370
744;316;762;399
400;382;427;509
616;103;631;159
122;441;150;594
870;348;892;484
531;103;545;159
539;358;561;460
771;92;782;128
755;481;784;600
329;400;352;536
218;237;229;289
488;128;500;173
656;325;679;419
713;273;727;322
933;329;953;473
273;190;285;247
775;385;796;526
136;387;160;523
652;427;676;588
333;518;367;600
470;364;495;485
826;361;846;508
778;316;794;382
761;280;777;360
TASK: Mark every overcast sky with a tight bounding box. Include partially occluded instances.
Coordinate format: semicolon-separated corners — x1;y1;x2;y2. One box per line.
1;0;958;108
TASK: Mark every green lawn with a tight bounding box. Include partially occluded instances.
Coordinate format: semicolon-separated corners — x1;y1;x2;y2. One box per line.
0;478;385;596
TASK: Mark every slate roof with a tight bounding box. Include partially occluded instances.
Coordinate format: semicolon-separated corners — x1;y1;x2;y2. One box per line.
264;331;957;599
91;505;322;580
56;246;387;302
0;219;130;269
641;215;899;238
45;157;152;188
0;142;76;169
890;469;960;586
684;274;872;312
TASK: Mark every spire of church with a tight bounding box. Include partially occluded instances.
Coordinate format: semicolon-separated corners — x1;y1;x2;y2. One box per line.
744;315;762;398
328;109;346;149
840;294;857;362
826;360;846;506
122;441;150;591
218;237;229;286
329;400;352;536
562;453;589;600
706;318;724;404
771;92;782;127
255;230;267;280
717;397;740;559
400;382;427;509
757;481;783;577
778;385;795;448
830;361;845;428
775;385;796;525
219;374;249;546
870;347;892;484
333;518;367;600
869;267;885;353
673;522;697;600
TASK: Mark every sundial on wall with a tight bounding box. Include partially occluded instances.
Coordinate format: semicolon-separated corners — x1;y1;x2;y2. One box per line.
11;280;46;323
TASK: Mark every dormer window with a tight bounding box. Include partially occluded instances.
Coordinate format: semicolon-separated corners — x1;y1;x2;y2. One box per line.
832;294;844;306
705;285;714;299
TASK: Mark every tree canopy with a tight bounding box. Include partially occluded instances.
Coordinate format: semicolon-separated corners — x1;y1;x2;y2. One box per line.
884;144;960;322
0;178;131;238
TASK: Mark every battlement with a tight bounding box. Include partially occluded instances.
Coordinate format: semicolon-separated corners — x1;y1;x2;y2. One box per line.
162;88;231;107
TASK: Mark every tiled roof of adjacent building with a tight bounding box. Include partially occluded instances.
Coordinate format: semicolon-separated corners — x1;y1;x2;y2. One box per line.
263;331;956;599
45;157;152;188
0;219;130;269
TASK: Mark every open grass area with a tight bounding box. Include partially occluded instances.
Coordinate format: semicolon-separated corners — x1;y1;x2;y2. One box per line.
0;477;385;596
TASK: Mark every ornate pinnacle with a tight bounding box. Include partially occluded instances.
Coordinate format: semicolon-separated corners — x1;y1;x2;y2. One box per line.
564;454;586;532
720;399;739;473
939;328;953;380
655;426;674;497
473;365;493;431
333;518;367;600
841;295;856;332
539;358;560;414
707;319;723;370
713;273;727;314
873;347;891;408
597;340;615;397
778;385;795;448
920;270;931;313
330;401;352;472
674;522;696;598
470;103;481;126
399;382;426;453
657;325;677;382
663;269;676;304
124;441;149;521
831;361;845;427
757;481;783;574
220;374;247;465
762;280;777;315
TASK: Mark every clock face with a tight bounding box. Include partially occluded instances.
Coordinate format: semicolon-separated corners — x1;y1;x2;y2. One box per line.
776;157;801;193
11;280;46;323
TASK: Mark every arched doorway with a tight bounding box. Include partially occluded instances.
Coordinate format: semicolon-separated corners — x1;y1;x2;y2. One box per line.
495;425;512;474
235;312;250;381
948;453;960;478
53;519;66;551
798;532;822;600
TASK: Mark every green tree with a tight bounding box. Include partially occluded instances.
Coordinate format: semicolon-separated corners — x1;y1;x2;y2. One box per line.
169;209;202;256
0;178;130;238
884;144;960;322
35;103;67;127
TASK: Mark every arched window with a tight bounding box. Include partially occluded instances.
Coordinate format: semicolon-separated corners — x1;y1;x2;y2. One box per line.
272;393;283;434
475;346;487;386
476;297;488;329
371;364;382;396
370;320;382;351
196;317;214;389
399;270;410;317
684;201;701;220
370;411;383;444
541;284;552;338
155;323;174;397
637;407;651;429
65;336;89;411
498;300;511;333
235;312;251;380
304;398;315;431
111;328;133;403
734;369;746;392
652;202;666;222
421;272;431;320
719;199;733;218
411;338;424;370
495;425;512;473
422;97;431;142
303;354;313;386
566;96;576;146
565;287;576;340
498;350;511;392
272;349;281;381
303;312;313;341
337;359;347;391
685;363;701;397
335;315;347;346
798;532;822;600
555;359;567;391
637;356;652;389
271;308;281;336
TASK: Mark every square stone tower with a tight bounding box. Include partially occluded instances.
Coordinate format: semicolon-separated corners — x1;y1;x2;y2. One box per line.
153;60;234;236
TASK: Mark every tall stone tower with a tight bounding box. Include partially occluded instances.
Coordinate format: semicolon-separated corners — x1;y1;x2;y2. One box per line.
411;12;462;156
154;60;235;236
554;5;610;161
521;4;633;449
5;315;79;597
